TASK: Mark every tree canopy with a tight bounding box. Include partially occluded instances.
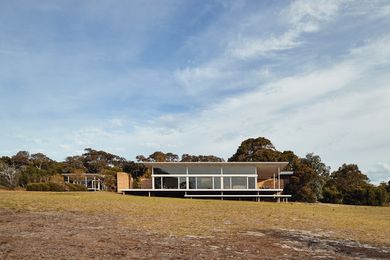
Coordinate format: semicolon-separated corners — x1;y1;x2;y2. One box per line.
228;137;278;162
136;151;224;162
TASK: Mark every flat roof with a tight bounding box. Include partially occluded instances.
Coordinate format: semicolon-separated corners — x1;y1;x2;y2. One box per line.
141;161;288;168
141;162;290;177
62;173;103;176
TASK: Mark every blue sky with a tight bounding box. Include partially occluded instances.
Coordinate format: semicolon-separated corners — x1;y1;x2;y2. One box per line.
1;0;390;183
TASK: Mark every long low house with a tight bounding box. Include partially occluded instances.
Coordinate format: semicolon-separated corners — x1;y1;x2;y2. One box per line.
118;162;293;202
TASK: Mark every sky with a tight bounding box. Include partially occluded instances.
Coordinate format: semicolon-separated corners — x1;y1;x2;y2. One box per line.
1;0;390;183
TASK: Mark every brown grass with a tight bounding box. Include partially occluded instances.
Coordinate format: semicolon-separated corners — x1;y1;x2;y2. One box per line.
0;191;389;246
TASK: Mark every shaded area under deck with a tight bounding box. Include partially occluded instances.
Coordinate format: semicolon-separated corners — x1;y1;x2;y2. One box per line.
121;189;291;202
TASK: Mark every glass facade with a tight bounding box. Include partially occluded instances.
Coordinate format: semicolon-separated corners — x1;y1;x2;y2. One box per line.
152;165;259;190
154;167;186;175
162;177;178;189
188;166;220;175
231;177;247;189
214;177;221;189
197;177;213;189
223;166;256;175
223;177;231;189
154;177;161;189
189;177;196;189
248;177;256;189
179;177;187;189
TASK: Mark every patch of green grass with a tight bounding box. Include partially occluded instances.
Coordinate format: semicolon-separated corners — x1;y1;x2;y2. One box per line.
0;191;389;245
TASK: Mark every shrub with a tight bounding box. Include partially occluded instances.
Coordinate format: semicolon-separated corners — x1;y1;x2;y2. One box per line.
343;188;367;205
366;185;389;206
322;184;343;204
48;182;67;192
27;182;89;192
26;182;50;191
65;183;88;191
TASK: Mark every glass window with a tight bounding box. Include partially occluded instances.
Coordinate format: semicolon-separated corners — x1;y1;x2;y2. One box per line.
197;177;213;189
154;177;161;189
214;177;221;189
179;177;187;189
248;177;256;189
223;177;231;189
189;177;196;189
154;167;186;175
223;166;256;175
162;177;178;189
231;177;247;189
188;166;220;175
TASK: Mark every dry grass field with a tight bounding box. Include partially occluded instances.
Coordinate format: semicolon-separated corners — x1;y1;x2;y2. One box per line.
1;191;389;259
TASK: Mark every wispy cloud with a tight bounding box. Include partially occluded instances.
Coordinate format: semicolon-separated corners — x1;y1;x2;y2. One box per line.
174;0;344;97
229;0;342;59
367;162;390;183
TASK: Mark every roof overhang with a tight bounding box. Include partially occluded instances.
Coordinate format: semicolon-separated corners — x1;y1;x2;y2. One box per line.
141;161;288;168
61;173;103;177
141;162;289;178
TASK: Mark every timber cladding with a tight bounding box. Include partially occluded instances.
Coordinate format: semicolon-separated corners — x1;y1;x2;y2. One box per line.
116;172;130;192
140;178;152;189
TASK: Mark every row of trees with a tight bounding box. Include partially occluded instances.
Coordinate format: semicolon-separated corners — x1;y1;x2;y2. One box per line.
136;151;224;163
1;137;389;205
0;149;133;191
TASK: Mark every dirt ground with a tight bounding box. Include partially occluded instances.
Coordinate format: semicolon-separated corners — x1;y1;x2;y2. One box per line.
1;208;389;260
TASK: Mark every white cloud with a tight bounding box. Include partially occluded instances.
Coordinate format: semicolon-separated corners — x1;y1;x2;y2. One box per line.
59;144;71;150
287;0;341;25
109;118;125;128
174;0;346;96
230;0;342;59
367;162;390;183
229;31;301;59
175;65;222;93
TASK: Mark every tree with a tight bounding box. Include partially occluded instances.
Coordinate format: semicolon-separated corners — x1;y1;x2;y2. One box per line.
65;148;128;173
123;161;148;178
300;153;330;201
181;154;224;162
18;165;47;186
136;155;148;162
228;137;279;162
379;180;390;200
64;156;86;173
136;151;179;162
11;151;30;169
149;151;172;162
165;153;179;162
0;162;19;189
301;153;330;178
283;160;319;202
0;156;12;166
366;185;389;206
322;164;370;205
30;153;53;170
101;169;118;192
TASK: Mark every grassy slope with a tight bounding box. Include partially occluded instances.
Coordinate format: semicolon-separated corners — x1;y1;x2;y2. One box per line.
0;191;389;246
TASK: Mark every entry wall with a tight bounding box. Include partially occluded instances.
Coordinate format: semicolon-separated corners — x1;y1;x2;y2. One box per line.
117;172;131;193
